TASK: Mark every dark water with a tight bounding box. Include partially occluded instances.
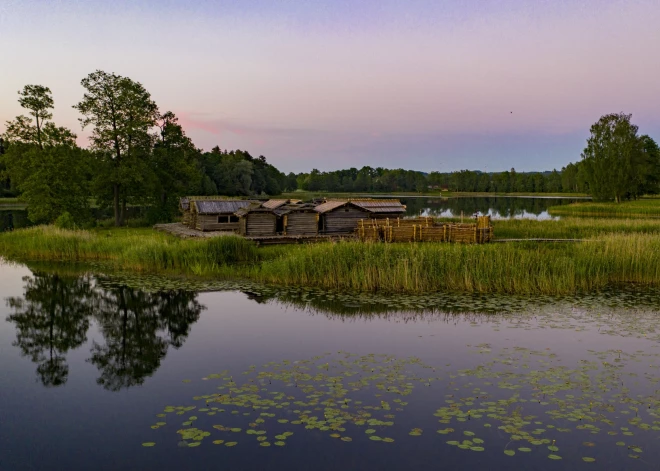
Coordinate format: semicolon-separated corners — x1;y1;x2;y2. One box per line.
1;261;659;471
399;196;588;220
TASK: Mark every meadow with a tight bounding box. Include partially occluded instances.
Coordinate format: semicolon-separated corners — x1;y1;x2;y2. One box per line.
2;215;660;295
548;197;660;217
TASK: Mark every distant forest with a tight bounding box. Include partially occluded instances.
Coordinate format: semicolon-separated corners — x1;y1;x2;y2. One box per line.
1;70;658;226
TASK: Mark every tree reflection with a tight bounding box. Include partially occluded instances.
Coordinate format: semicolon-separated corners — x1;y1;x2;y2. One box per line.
6;273;94;387
6;271;204;391
89;284;203;391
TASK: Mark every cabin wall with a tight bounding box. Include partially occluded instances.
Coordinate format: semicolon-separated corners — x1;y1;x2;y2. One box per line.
245;213;277;236
195;214;240;232
285;212;319;235
321;207;370;234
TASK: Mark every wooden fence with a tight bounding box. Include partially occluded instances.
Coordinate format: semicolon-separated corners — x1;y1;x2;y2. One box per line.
357;216;493;244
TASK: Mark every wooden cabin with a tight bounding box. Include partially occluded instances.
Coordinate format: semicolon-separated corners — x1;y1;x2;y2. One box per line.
315;199;407;234
192;200;252;232
276;204;319;235
236;204;278;236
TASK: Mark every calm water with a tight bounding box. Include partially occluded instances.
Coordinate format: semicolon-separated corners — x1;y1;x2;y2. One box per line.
399;196;588;220
1;261;659;471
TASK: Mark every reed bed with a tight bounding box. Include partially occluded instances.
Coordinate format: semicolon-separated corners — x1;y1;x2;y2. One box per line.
0;226;261;274
3;224;660;295
548;199;660;217
254;234;660;294
494;217;660;239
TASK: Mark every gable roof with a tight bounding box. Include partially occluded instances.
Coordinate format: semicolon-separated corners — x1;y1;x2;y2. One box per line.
180;197;190;211
314;199;406;214
351;200;406;213
314;200;352;213
194;200;253;215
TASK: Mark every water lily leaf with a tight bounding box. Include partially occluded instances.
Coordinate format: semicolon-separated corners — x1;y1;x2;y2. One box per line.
548;454;562;460
470;446;485;452
213;440;224;445
518;447;532;452
582;457;596;462
225;442;238;447
142;442;156;447
504;450;515;456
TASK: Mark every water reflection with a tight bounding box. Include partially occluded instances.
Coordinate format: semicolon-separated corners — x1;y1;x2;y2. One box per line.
5;272;204;390
400;196;585;219
6;273;94;387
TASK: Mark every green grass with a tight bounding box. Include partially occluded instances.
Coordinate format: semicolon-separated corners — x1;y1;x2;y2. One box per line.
0;226;263;275
548;198;660;217
2;223;660;295
492;217;660;239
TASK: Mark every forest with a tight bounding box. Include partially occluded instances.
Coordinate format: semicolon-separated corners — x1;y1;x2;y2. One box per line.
1;71;658;227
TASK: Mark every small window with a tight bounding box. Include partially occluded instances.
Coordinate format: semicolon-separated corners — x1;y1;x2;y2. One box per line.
218;215;229;223
229;215;239;223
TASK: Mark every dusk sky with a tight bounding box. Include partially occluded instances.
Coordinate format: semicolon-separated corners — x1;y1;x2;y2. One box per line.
1;0;659;173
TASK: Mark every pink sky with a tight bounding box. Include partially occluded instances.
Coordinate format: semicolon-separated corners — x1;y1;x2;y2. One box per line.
1;0;658;172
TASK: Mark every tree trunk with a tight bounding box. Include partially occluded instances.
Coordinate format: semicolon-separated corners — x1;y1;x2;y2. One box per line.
113;184;121;226
120;197;127;226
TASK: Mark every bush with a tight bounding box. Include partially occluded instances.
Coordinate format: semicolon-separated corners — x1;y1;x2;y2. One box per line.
54;212;76;230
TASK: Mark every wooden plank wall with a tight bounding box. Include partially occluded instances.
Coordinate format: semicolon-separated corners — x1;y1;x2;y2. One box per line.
196;215;240;232
321;207;371;234
284;213;319;235
246;213;277;236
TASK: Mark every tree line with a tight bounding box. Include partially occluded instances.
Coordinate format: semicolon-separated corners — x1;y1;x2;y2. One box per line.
2;71;658;227
0;72;290;226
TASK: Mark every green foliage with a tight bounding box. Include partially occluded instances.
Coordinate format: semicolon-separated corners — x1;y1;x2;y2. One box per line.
54;212;77;230
74;70;160;226
581;113;658;202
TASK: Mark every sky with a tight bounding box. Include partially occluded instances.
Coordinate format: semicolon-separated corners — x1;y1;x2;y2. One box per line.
1;0;659;173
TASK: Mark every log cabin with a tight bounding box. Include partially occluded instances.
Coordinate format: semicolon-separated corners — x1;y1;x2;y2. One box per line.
191;200;253;232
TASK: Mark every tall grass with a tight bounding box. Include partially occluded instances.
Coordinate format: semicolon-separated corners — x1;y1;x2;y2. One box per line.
493;217;660;239
253;235;660;294
548;198;660;217
0;226;261;274
3;225;660;295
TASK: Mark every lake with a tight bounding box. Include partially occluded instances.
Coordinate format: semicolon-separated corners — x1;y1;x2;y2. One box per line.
398;196;588;220
1;260;659;471
0;196;587;231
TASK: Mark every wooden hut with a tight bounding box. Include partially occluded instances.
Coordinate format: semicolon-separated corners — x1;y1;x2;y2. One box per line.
192;200;252;232
235;203;278;236
276;203;319;235
315;199;407;234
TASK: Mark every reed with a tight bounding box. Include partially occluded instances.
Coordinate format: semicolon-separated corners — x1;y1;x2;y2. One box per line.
3;224;660;295
253;235;660;294
548;198;660;217
0;226;261;273
493;217;660;239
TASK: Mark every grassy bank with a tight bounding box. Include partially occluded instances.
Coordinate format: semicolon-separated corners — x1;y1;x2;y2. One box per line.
493;217;660;239
548;198;660;217
0;226;264;275
2;224;660;295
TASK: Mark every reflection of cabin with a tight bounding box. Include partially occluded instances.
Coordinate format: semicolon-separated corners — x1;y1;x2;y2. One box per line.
315;199;406;234
192;200;252;231
236;203;278;236
276;203;319;235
